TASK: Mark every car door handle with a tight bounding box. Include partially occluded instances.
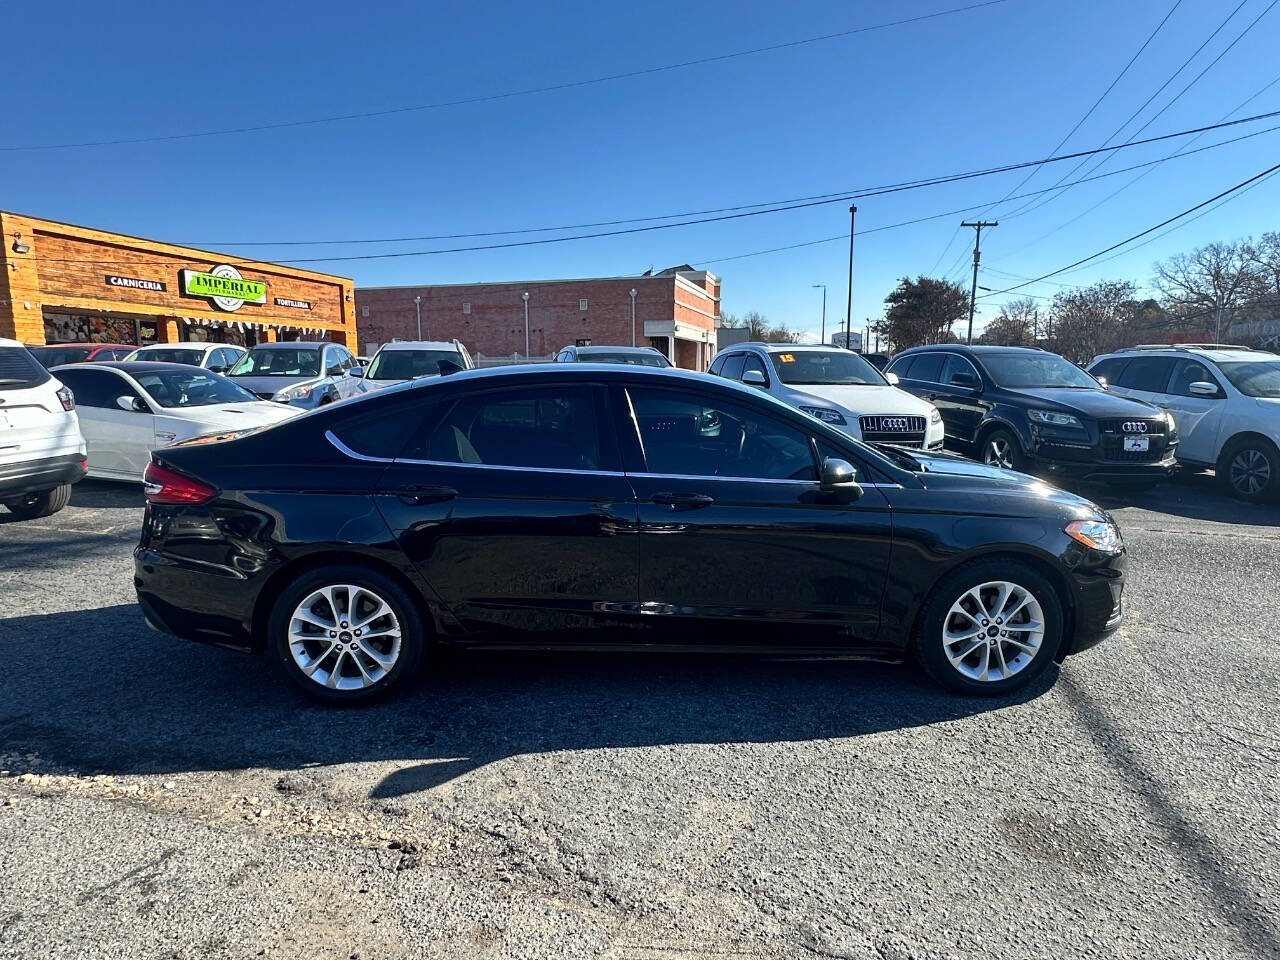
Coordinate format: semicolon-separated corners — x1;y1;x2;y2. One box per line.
394;484;457;505
651;492;715;509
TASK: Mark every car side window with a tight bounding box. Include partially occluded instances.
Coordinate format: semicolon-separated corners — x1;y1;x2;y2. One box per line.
55;369;138;408
720;354;747;381
324;348;343;377
1167;359;1220;397
1115;356;1175;393
331;402;435;459
742;354;770;383
707;354;727;376
412;386;601;471
627;386;818;481
939;353;978;385
556;350;573;362
1088;356;1129;385
905;353;944;384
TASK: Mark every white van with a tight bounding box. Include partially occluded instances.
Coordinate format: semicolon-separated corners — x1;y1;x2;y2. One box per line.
0;338;87;519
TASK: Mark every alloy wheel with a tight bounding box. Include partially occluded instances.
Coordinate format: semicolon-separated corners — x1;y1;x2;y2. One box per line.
984;437;1014;469
287;584;402;691
1228;448;1272;497
941;580;1044;683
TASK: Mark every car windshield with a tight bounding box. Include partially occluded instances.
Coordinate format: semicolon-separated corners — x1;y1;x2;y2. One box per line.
769;350;885;385
981;353;1098;389
30;346;93;366
367;348;463;380
131;369;258;408
578;351;670;367
229;348;321;377
1216;360;1280;398
135;348;206;365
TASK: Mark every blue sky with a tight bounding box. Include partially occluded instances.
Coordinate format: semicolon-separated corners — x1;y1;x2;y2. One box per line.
5;0;1280;343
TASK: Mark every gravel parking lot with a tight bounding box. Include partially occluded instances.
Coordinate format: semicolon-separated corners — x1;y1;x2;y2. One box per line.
1;473;1278;960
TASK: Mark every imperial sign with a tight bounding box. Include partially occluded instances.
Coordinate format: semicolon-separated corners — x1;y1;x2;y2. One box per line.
180;264;266;312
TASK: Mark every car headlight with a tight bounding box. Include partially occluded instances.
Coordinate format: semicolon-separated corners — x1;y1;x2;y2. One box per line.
1065;518;1124;554
274;383;314;402
1161;409;1175;432
799;405;846;425
929;407;942;425
1028;409;1083;428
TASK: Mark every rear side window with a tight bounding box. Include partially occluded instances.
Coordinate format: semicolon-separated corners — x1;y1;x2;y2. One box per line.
1088;356;1129;384
0;346;52;389
413;386;601;471
53;368;136;407
1115;356;1175;393
329;402;434;459
904;353;944;383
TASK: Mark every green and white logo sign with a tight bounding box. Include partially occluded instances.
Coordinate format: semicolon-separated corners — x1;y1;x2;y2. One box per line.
180;264;267;312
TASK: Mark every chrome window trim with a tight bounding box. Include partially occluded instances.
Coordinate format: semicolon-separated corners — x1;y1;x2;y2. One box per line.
325;430;394;463
394;456;626;478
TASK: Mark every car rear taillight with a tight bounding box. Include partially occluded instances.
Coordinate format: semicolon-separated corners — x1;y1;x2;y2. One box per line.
56;386;75;411
143;461;217;505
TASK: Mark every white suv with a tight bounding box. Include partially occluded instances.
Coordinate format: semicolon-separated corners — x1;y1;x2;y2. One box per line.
1088;345;1280;502
0;338;87;519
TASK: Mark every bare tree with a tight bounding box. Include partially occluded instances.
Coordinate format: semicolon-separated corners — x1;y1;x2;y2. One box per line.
1153;239;1262;341
978;297;1039;345
1049;280;1139;363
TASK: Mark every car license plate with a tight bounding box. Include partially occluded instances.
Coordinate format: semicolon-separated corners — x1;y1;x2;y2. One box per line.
1124;436;1148;452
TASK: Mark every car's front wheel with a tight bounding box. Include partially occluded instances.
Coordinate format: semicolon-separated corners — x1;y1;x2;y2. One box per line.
914;560;1063;695
269;565;426;704
1219;438;1278;503
980;427;1025;472
2;483;72;520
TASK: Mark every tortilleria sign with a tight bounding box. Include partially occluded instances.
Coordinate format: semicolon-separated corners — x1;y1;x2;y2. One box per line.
179;264;267;312
274;296;312;310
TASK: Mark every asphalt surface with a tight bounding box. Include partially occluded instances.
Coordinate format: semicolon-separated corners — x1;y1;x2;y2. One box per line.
1;471;1278;960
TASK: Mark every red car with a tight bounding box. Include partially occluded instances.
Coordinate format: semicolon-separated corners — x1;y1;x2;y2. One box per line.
27;342;135;367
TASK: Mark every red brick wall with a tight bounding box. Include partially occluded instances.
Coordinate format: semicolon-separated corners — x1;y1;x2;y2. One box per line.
356;275;718;368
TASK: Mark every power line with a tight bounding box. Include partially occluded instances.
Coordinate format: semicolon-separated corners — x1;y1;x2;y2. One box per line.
994;0;1254;221
0;1;1009;153
17;110;1280;271
977;159;1280;299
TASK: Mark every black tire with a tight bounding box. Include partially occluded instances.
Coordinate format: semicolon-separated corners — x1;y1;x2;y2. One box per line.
2;483;72;520
912;559;1064;696
1218;437;1279;503
269;564;426;704
979;427;1025;472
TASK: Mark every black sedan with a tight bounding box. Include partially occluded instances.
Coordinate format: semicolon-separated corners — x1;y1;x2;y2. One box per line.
134;364;1126;703
885;345;1177;490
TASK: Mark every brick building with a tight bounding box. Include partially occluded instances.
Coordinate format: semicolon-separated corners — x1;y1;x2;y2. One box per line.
0;211;358;351
355;266;721;370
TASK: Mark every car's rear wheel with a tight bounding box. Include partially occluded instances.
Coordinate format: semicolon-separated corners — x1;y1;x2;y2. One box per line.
914;560;1063;695
981;427;1024;472
1219;438;1278;503
2;483;72;520
269;565;425;704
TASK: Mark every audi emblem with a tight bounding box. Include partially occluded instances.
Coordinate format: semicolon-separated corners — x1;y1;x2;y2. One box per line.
1121;421;1148;434
879;417;910;431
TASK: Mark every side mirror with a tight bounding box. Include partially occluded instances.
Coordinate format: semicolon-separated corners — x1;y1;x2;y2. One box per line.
347;366;364;378
885;371;900;385
1094;376;1108;388
950;371;980;391
819;457;863;501
207;364;227;373
741;369;768;388
1189;381;1219;397
117;395;148;413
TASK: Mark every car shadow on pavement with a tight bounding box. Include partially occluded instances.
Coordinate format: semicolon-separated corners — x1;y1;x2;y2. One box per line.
69;479;145;510
0;603;1054;792
1071;471;1280;527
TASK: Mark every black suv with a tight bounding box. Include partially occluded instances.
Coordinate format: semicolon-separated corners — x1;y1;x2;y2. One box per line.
885;345;1177;489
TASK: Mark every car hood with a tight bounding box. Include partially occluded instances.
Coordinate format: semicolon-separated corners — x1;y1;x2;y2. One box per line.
230;374;317;395
1004;386;1161;418
161;401;303;430
899;447;1103;515
784;384;934;417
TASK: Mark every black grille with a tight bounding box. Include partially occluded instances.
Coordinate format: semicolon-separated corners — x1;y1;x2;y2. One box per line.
1098;419;1168;462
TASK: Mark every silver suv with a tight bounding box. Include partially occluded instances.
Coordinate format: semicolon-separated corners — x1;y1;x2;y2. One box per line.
708;342;944;448
1088;344;1280;501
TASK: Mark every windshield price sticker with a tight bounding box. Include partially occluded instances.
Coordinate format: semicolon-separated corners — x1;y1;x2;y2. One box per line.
778;354;795;363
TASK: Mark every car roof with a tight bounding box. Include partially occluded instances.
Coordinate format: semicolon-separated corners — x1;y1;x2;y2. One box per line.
572;345;660;353
378;340;460;351
248;341;329;350
135;341;222;350
54;361;220;376
724;342;852;353
1093;346;1276;363
898;344;1043;355
30;341;133;349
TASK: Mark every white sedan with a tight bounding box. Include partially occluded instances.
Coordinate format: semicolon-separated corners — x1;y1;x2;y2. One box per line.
51;361;301;481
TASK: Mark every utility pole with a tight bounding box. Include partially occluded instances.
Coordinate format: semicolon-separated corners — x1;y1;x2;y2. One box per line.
413;295;422;339
845;205;857;350
961;220;997;344
813;284;827;343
